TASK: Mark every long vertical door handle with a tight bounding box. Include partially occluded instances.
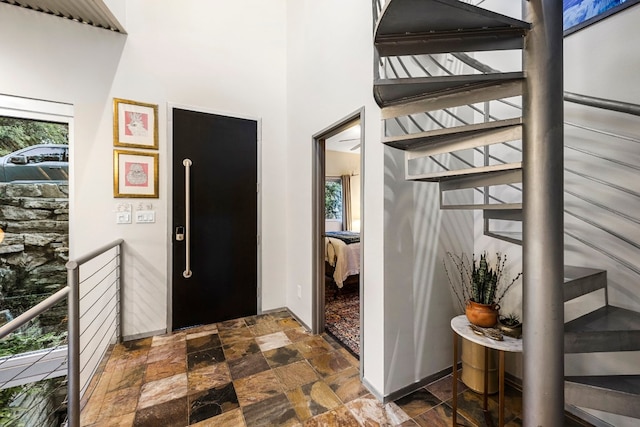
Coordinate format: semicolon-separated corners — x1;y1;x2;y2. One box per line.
183;159;193;278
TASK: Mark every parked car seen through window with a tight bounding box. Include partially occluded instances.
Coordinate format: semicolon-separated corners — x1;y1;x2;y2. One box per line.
0;144;68;182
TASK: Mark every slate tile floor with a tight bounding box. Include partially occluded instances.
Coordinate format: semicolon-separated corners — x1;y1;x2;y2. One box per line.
80;309;587;426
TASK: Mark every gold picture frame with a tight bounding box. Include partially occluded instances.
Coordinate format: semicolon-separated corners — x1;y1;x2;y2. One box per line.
113;98;159;149
114;150;159;198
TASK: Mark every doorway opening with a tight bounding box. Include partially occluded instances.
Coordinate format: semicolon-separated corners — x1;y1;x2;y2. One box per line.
312;109;364;364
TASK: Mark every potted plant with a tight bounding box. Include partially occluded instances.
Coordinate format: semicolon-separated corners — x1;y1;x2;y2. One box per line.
444;251;522;327
444;251;522;394
497;312;522;338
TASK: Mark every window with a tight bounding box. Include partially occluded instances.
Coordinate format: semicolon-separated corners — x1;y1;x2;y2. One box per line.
325;178;343;220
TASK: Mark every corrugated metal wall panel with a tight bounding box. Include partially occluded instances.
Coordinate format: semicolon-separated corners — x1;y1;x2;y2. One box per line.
0;0;126;33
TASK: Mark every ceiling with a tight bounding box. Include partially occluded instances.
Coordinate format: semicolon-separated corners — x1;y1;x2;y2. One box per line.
5;0;362;152
0;0;126;33
326;124;361;154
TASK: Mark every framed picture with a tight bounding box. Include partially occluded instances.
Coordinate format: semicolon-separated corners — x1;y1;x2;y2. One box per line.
564;0;640;36
113;98;158;149
114;150;159;198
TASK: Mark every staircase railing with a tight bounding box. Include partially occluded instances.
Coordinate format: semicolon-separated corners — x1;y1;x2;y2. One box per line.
0;239;123;427
374;1;640;423
374;3;640;263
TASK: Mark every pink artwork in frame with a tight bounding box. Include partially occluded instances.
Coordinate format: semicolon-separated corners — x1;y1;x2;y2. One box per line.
114;150;158;198
113;98;158;149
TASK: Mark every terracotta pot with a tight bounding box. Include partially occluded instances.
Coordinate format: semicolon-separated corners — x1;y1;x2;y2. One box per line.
465;301;499;327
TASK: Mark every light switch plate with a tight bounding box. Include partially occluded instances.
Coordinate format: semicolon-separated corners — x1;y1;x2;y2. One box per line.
135;210;155;223
116;212;131;224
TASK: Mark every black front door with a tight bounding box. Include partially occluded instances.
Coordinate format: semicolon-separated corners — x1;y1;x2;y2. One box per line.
172;108;257;330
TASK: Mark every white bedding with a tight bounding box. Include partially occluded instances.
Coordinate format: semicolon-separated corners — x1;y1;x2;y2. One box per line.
325;237;360;288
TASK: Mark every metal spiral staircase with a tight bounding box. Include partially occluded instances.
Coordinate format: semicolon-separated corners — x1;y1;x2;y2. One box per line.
373;0;640;424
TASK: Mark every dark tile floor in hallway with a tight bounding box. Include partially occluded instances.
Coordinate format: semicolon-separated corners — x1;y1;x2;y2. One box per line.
80;309;587;426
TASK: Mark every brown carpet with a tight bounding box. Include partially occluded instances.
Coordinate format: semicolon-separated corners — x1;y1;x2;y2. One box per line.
325;281;360;357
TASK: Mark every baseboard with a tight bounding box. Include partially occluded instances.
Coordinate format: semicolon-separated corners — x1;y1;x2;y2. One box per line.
361;376;385;402
123;328;166;342
504;371;522;390
382;363;462;404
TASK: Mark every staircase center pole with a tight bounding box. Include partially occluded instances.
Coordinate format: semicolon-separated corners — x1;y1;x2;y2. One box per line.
523;0;564;426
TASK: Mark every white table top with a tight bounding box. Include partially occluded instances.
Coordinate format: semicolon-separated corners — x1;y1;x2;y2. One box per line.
451;315;523;353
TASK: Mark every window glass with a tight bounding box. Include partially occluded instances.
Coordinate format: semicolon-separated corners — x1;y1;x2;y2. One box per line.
21;146;67;163
325;178;343;220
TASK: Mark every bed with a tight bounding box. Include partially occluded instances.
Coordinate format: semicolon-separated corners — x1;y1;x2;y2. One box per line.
324;231;360;288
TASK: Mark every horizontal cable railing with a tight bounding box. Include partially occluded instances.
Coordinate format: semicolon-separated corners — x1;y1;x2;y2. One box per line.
0;239;123;427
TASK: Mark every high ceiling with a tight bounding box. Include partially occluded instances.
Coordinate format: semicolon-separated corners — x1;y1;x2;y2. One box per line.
326;124;361;154
0;0;126;33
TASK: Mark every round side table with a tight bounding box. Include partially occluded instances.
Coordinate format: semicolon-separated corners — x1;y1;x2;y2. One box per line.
451;315;522;427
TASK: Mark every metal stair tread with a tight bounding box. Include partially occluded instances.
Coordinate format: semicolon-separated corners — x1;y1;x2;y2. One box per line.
483;208;522;221
383;118;522;151
565;305;640;333
374;73;524;109
565;375;640;396
563;266;607;302
565;305;640;353
443;203;521;211
565;375;640;419
484;231;522;245
375;0;530;56
564;266;607;283
408;162;521;182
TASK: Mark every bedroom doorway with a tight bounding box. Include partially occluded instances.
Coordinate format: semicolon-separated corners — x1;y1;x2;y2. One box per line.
312;109;364;362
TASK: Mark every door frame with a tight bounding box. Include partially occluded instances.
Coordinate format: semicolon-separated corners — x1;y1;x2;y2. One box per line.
166;103;262;332
312;107;364;370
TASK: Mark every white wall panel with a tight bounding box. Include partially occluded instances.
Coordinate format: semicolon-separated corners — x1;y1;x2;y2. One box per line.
0;0;288;337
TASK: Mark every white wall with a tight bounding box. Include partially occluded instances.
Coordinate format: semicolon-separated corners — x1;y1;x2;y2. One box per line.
1;0;516;402
563;6;640;427
384;148;473;394
285;0;388;396
326;150;360;177
0;0;288;338
564;5;640;314
286;0;475;398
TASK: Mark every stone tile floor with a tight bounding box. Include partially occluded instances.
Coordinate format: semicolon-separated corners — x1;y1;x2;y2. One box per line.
80;309;588;426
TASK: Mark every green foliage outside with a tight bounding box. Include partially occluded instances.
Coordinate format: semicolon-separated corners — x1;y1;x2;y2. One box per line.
0;117;68;156
0;324;67;357
0;324;67;425
0;115;69;425
325;180;343;220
